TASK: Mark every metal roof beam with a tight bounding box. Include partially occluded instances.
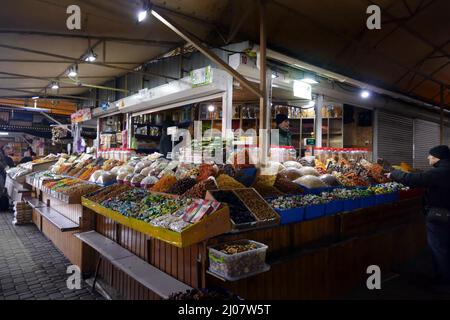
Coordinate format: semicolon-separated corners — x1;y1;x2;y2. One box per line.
151;9;263;98
0;43;178;81
0;30;179;47
366;0;449;59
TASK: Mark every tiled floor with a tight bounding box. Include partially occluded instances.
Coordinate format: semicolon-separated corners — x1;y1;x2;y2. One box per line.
0;211;103;300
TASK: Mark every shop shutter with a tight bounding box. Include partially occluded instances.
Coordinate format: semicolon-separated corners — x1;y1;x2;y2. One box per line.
445;126;450;147
413;119;440;170
377;111;414;166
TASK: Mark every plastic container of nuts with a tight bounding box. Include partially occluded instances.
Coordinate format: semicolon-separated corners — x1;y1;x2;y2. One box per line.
208;240;269;281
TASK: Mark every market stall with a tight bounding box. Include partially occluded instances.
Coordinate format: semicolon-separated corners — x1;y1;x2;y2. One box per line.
23;148;426;299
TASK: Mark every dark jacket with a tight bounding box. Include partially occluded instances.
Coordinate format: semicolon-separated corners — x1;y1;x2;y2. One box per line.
278;127;292;146
390;159;450;210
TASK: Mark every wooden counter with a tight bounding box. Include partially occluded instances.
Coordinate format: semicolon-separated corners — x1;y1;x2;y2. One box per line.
82;197;426;300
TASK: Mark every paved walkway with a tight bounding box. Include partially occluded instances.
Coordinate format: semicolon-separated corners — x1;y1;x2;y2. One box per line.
0;211;103;300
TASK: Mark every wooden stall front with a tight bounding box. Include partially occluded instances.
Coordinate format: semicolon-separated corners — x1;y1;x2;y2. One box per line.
81;197;426;300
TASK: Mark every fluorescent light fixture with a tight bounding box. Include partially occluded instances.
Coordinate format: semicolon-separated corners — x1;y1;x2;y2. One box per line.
68;65;78;77
208;105;215;112
32;96;39;100
360;90;370;98
51;81;59;90
0;132;8;136
84;49;97;62
301;73;319;84
138;10;148;22
22;107;50;113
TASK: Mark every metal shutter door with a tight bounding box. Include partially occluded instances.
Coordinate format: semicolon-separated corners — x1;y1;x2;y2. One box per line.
377;111;414;166
445;126;450;147
414;119;440;170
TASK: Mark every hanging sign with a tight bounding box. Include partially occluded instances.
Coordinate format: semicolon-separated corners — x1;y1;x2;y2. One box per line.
101;102;110;111
71;108;92;123
304;138;316;146
190;66;212;87
293;80;312;100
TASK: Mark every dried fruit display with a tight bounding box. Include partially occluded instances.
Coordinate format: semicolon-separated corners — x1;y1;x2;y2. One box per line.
196;163;217;182
235;189;279;220
216;174;245;190
274;175;304;195
183;178;218;199
150;175;177;193
167;178;197;195
210;190;256;225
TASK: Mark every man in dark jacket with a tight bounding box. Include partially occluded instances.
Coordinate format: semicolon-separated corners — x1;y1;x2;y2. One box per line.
275;114;292;146
389;145;450;292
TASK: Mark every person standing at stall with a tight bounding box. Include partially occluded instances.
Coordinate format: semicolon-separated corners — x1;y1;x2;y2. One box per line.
388;145;450;293
275;114;292;147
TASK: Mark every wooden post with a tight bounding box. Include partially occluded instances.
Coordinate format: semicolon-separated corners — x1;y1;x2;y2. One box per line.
440;84;445;144
259;0;269;166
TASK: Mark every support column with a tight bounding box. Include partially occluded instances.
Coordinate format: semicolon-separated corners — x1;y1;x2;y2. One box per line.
315;95;323;148
222;73;233;139
440;84;445;144
259;0;269;166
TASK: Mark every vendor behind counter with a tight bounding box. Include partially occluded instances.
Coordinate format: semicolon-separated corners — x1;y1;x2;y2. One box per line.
159;119;192;158
275;114;292;147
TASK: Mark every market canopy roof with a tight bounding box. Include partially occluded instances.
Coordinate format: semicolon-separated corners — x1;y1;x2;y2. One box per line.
0;0;448;111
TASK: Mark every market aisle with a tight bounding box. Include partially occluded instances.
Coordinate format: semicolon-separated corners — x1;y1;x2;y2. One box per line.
345;250;450;300
0;211;103;300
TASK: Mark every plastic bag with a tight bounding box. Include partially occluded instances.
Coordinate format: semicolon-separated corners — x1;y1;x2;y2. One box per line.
117;172;128;183
124;174;135;185
319;174;341;187
110;166;121;175
89;170;104;183
298;167;320;177
297;156;316;167
278;167;303;181
283;161;302;169
141;176;159;188
118;165;134;175
131;174;145;187
140;167;152;177
134;161;152;174
97;172;116;185
294;175;326;189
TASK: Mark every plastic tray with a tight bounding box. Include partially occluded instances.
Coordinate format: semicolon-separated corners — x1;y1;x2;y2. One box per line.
343;199;361;212
275;207;305;224
360;196;376;208
304;204;326;220
325;200;345;215
208;240;268;281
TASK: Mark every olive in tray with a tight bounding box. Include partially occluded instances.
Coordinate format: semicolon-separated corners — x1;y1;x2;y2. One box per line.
209;190;256;224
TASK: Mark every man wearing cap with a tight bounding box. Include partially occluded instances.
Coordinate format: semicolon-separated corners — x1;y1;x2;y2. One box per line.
388;145;450;293
275;114;292;147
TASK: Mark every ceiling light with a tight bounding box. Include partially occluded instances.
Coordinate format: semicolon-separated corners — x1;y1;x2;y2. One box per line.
360;90;370;99
51;81;59;90
22;107;50;113
138;10;148;22
137;0;152;23
68;65;78;77
208;105;215;112
84;49;97;62
0;132;9;136
32;96;39;100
